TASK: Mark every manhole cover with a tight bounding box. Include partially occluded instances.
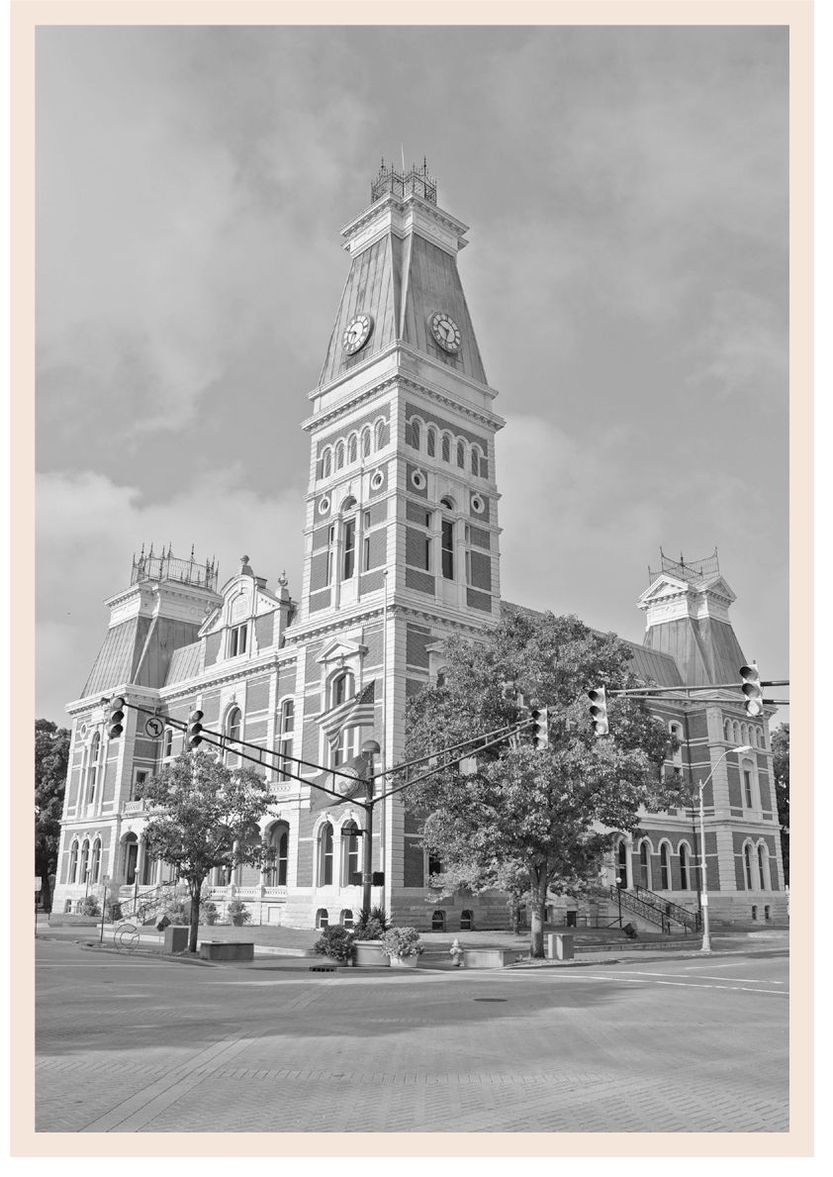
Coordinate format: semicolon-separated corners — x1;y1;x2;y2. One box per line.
473;997;507;1003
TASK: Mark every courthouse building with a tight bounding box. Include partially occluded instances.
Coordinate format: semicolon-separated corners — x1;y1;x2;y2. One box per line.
52;163;787;930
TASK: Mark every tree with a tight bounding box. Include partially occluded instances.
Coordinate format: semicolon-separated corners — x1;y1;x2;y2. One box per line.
771;723;789;885
138;752;272;953
35;719;70;912
404;610;686;957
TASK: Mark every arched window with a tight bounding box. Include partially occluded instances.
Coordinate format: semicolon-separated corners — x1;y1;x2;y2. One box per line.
123;834;138;886
659;842;671;889
278;699;294;782
431;910;446;931
668;722;684;769
427;426;437;457
318;823;334;886
87;732;101;807
616;839;628;886
265;822;289;886
744;843;754;890
408;418;421;450
470;447;481;476
347;433;358;463
79;839;90;884
321;449;332;479
441;433;451;462
225;707;242;768
340;909;354;929
315;908;329;929
89;838;102;885
460;909;474;930
638;839;652;889
68;840;79;884
342;820;360;886
724;719;732;742
757;843;770;890
162;726;174;759
374;419;386;450
335;441;345;470
361;428;372;457
330;670;354;709
679;843;690;890
456;440;465;468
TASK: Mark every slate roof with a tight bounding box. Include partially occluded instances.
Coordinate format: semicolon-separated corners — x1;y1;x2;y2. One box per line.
642;616;747;687
318;225;488;389
164;640;203;686
80;616;203;699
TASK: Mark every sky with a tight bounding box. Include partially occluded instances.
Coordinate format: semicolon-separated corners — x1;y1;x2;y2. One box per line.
34;23;789;725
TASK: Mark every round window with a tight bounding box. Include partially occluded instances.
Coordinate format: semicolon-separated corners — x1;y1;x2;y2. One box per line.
317;496;331;516
471;494;486;515
79;722;89;738
411;469;427;491
370;469;385;491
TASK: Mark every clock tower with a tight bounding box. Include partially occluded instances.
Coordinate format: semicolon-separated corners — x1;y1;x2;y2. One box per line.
284;159;505;916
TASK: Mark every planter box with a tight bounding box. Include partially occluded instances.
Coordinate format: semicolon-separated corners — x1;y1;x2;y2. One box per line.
163;926;190;954
199;940;254;962
389;955;420;968
461;948;522;969
352;940;389;967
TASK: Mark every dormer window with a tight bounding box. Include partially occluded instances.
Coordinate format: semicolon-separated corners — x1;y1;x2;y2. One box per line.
229;623;248;657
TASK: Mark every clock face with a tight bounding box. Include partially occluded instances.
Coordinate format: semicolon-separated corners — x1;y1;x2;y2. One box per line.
343;312;373;355
430;311;462;354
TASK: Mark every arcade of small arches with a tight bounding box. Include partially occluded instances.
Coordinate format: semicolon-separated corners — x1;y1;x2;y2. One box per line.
613;833;775;893
405;414;488;480
318;418;389;481
314;906;475;933
723;718;766;748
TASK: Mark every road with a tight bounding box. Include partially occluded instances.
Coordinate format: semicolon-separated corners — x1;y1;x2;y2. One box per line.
36;940;788;1134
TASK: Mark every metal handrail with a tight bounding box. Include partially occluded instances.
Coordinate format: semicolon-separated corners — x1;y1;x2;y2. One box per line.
633;884;701;932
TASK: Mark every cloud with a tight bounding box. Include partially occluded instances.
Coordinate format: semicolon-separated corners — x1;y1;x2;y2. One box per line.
686;290;788;404
36;468;304;721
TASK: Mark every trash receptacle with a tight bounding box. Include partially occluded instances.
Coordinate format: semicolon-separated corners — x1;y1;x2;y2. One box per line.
546;932;574;961
163;925;189;954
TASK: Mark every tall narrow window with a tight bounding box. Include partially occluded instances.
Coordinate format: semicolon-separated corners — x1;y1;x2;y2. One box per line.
348;434;357;463
342;519;356;580
226;707;242;768
456;440;465;468
87;732;100;807
374;419;386;450
321;449;332;479
68;840;79;884
408;419;421;449
331;671;354;708
639;840;650;889
679;844;689;890
427;427;436;457
79;839;90;884
266;823;289;886
162;727;173;759
342;821;360;885
470;447;481;476
743;768;754;808
361;428;371;457
660;843;670;889
89;838;102;885
744;844;754;889
441;433;451;462
441;518;454;579
278;699;294;781
335;441;345;470
757;844;768;890
319;823;334;886
229;623;248;657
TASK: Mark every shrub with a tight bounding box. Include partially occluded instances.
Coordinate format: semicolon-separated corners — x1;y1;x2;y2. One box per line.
78;896;100;917
381;926;424;959
353;906;390;940
106;900;122;923
226;898;251;926
165;900;190;925
314;925;353;962
202;901;219;926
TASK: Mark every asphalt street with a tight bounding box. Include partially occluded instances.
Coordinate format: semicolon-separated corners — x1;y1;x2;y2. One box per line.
35;939;788;1134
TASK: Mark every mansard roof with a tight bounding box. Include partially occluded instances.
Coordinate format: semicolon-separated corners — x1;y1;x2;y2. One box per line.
81;615;203;698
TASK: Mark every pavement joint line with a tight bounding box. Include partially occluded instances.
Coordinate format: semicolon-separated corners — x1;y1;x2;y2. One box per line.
80;1035;257;1132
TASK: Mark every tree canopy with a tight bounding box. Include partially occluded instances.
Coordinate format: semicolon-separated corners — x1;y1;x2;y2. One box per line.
138;751;272;952
35;719;70;911
771;723;789;885
404;609;685;955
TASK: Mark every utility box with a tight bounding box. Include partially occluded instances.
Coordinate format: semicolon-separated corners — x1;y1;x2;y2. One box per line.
547;933;574;961
163;925;190;954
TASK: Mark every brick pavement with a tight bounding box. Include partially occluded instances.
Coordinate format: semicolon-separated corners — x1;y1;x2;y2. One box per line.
36;942;789;1134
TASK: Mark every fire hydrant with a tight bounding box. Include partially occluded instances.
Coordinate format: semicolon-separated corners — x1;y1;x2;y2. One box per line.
449;938;464;968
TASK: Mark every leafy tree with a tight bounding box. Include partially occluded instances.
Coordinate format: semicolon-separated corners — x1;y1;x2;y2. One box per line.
771;723;789;885
404;610;685;957
35;719;70;912
138;752;271;953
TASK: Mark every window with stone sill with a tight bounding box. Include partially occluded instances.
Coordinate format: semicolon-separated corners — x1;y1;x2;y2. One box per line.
229;623;248;657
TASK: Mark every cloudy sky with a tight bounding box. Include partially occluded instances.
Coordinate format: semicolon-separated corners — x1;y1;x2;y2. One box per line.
35;23;789;724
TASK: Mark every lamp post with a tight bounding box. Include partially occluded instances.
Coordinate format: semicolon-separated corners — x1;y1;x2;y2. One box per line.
697;743;753;953
615;874;623;927
359;739;381;921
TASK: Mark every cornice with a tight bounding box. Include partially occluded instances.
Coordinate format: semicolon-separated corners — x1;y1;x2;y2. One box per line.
339;192;469;247
303;363;504;434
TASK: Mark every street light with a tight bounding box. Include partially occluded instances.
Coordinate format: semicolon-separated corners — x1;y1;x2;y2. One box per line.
359;739;381;921
615;874;623;927
697;743;753;952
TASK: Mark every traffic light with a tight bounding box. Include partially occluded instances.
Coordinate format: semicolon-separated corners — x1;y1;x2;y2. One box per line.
530;707;549;749
587;686;609;737
187;709;204;749
740;663;763;716
107;696;125;739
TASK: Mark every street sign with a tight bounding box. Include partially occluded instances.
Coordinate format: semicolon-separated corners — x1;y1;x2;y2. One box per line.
144;716;165;739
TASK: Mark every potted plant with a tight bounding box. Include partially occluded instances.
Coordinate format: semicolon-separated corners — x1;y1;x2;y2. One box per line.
313;925;353;965
202;900;219;926
380;926;424;968
351;907;390;967
226;898;251;927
